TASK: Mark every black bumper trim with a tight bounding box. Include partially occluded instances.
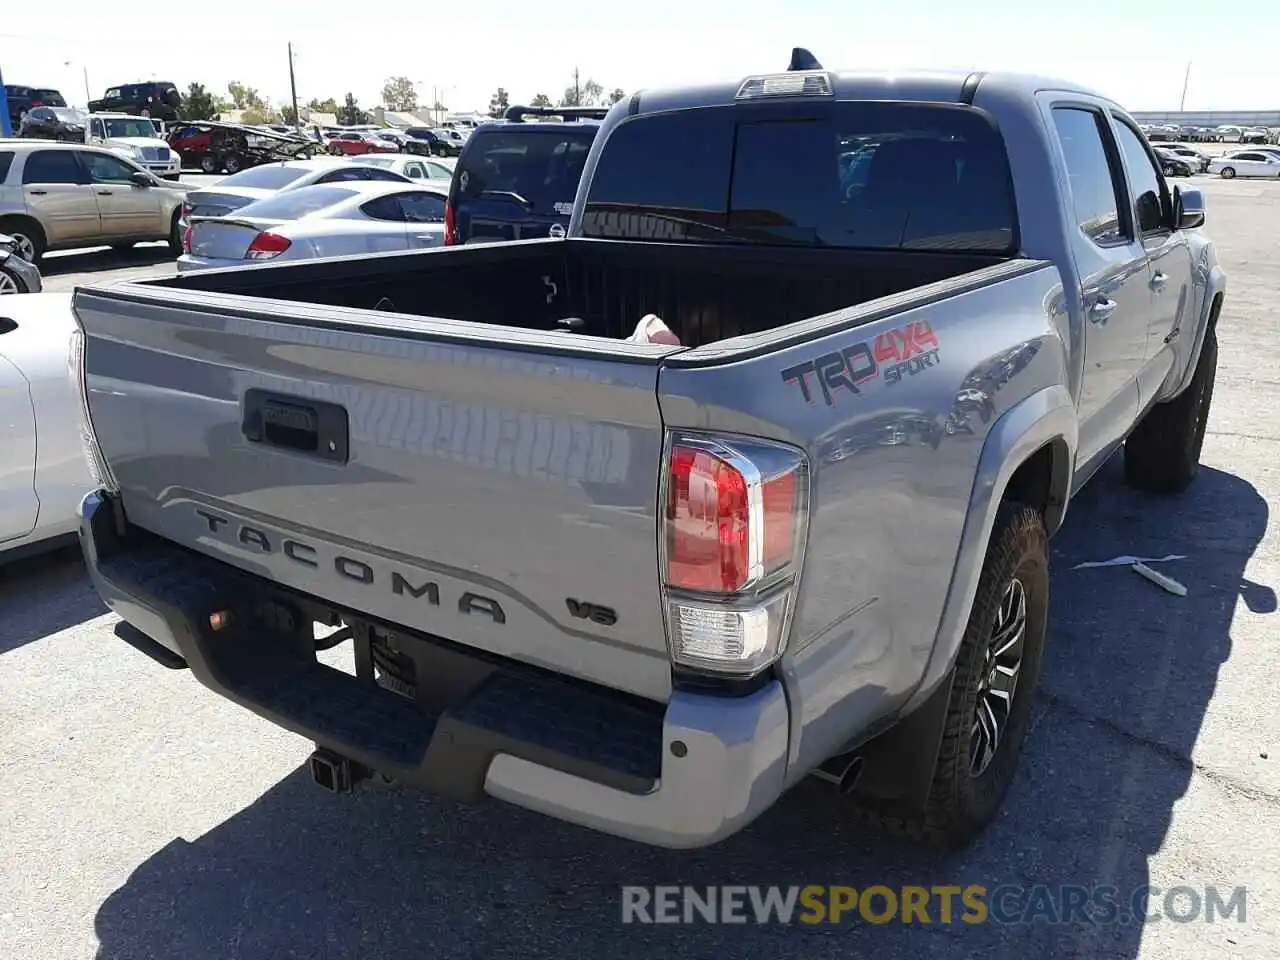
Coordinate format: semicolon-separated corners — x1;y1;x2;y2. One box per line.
83;495;663;799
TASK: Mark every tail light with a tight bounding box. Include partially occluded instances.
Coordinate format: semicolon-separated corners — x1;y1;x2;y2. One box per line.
182;223;193;253
661;432;809;676
68;326;118;492
245;232;291;260
444;202;456;245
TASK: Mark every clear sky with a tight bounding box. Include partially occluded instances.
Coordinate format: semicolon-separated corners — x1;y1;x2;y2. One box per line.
4;0;1279;115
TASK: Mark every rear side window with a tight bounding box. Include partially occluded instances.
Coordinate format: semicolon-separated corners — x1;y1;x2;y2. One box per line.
0;153;14;184
317;167;409;183
1051;107;1126;244
583;103;1017;252
457;129;596;214
34;89;66;105
22;150;85;185
236;186;357;219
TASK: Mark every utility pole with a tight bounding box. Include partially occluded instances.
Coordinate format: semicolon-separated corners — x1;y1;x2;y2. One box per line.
1179;61;1192;112
82;66;92;107
288;42;301;133
573;67;581;106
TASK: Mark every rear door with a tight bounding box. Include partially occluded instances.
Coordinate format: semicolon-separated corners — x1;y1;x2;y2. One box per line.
20;148;101;244
452;127;594;243
1046;103;1150;467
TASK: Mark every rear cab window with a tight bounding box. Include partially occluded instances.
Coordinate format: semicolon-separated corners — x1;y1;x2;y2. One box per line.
582;102;1018;252
455;127;597;216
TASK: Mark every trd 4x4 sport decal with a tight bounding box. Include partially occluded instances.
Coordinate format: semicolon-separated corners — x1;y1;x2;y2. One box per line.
781;320;941;407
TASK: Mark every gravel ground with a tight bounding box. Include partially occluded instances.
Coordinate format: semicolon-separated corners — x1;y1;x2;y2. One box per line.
1;174;1277;960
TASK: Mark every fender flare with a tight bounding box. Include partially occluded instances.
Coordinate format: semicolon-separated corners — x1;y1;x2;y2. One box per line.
1167;265;1226;399
899;384;1077;716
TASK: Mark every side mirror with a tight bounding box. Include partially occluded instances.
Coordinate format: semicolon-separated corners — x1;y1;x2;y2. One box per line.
1177;186;1206;230
129;171;153;188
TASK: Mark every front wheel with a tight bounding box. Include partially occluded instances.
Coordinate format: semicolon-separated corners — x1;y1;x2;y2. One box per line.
1124;327;1218;493
1220;166;1236;179
198;154;217;174
222;153;245;174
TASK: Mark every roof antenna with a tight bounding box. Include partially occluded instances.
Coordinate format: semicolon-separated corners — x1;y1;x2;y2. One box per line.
788;47;823;71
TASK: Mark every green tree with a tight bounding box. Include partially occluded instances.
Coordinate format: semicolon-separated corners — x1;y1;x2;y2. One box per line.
338;92;368;125
179;82;221;121
381;76;418;111
582;79;604;106
241;107;268;126
306;97;340;115
608;87;626;105
280;104;299;125
227;81;266;111
529;92;553;108
488;87;510;118
560;73;603;107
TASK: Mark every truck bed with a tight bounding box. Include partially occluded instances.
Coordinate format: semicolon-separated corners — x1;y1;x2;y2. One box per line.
152;238;1009;347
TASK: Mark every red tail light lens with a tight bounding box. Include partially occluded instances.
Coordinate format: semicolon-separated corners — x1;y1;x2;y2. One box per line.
665;436;805;594
444;202;456;245
182;224;192;253
245;232;292;260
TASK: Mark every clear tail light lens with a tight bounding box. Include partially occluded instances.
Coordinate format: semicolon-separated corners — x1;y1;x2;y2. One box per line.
245;232;291;260
661;432;809;676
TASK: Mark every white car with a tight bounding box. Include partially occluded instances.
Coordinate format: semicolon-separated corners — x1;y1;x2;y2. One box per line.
1208;151;1280;179
178;180;449;271
181;158;414;225
85;113;181;181
0;293;94;560
354;154;456;181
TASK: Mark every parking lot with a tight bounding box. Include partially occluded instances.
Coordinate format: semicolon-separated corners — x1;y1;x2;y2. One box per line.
1;170;1278;960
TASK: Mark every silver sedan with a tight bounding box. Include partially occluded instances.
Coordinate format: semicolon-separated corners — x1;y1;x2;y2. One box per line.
177;180;449;271
356;154;456;182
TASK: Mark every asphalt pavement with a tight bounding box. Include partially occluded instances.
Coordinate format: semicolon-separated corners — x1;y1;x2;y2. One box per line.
1;174;1277;960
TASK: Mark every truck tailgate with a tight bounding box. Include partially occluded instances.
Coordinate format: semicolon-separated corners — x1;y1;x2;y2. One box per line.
73;288;677;702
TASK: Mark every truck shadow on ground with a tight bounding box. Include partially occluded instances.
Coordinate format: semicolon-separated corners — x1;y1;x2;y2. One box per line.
0;544;105;655
38;244;175;279
92;461;1268;960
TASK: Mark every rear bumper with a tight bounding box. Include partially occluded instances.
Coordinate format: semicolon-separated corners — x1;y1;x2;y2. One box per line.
79;490;790;848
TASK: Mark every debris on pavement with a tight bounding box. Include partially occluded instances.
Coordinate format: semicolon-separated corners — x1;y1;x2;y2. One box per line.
1131;561;1188;596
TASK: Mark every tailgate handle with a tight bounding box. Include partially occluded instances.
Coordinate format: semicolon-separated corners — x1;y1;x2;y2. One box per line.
242;389;349;463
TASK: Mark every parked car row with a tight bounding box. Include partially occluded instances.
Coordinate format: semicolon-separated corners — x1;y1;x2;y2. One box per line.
1141;122;1280;144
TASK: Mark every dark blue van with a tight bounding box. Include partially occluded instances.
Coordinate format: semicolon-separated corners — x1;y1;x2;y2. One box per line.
444;105;610;245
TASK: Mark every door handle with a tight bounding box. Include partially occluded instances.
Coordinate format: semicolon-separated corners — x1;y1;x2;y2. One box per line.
1089;298;1117;324
97;190;112;196
28;189;47;195
1150;271;1169;290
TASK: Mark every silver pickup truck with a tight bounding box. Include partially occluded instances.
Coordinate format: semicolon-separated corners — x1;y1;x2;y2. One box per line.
72;52;1225;850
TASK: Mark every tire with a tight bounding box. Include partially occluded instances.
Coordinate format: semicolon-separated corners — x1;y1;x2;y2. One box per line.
198;154;217;174
1220;167;1236;178
856;503;1049;847
223;153;245;174
1124;327;1218;494
0;263;28;295
0;217;46;265
167;211;184;256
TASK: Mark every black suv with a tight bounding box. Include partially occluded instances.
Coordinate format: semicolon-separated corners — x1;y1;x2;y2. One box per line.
402;128;462;157
444;105;609;245
3;85;67;125
88;82;182;121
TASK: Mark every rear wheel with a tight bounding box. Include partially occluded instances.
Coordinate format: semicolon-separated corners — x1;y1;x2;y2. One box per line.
855;503;1048;847
1220;166;1236;178
1124;327;1218;493
198;154;217;174
0;218;46;265
222;153;245;174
